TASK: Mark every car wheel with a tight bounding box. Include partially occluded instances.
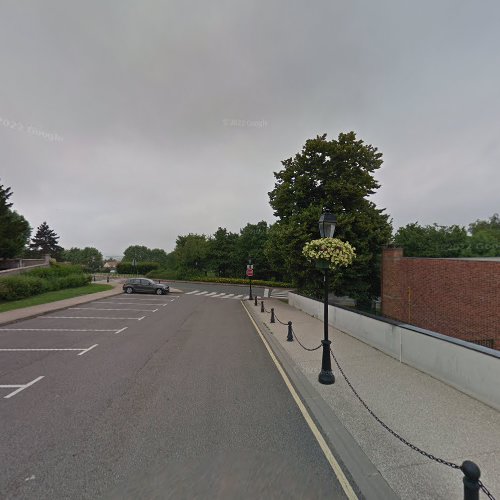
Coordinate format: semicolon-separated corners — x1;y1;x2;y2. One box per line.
156;288;164;295
125;287;133;294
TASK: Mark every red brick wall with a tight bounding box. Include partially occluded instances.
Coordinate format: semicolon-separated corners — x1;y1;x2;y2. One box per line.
381;248;500;350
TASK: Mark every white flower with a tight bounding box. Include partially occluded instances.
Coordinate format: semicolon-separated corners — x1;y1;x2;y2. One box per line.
302;238;356;270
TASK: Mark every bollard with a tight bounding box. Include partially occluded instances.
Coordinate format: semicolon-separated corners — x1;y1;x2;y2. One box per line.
254;295;258;306
270;308;275;323
287;321;293;342
93;275;96;282
261;300;264;313
106;276;109;283
461;461;480;500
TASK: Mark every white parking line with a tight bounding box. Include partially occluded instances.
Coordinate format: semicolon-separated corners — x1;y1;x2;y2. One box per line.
42;316;145;321
114;327;128;334
185;290;200;295
0;344;98;356
99;301;168;306
1;376;44;399
0;328;116;332
69;307;157;312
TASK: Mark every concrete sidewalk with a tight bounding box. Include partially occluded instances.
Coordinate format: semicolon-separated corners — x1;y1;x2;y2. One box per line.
244;298;500;500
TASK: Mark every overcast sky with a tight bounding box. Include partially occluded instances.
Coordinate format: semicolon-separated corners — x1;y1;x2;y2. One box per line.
1;0;499;257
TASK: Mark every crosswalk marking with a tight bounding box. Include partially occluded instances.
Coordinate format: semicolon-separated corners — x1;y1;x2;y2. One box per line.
185;290;200;295
195;291;208;295
264;288;269;298
205;292;218;296
221;293;235;299
184;291;252;300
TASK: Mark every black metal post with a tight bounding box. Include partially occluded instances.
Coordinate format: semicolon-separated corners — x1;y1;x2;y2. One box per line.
319;269;335;384
270;308;275;323
106;275;109;283
261;301;264;313
249;277;253;300
462;461;480;500
254;295;258;306
287;321;294;342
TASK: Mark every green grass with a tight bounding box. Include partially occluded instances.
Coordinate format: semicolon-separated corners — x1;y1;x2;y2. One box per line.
0;284;114;313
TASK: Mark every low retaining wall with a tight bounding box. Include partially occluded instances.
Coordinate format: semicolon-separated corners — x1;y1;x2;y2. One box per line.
289;293;500;411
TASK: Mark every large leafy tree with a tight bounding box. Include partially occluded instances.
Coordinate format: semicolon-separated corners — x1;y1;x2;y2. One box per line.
234;221;271;279
466;213;500;257
209;227;239;277
174;234;210;275
0;180;31;259
62;246;103;271
267;132;392;303
29;221;63;259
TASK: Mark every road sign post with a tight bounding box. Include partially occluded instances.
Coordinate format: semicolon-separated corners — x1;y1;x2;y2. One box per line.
246;264;254;300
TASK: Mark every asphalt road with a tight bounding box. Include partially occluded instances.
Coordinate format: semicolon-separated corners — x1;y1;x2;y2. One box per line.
0;292;346;499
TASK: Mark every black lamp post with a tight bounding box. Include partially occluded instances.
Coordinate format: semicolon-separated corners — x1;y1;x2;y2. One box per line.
318;209;337;385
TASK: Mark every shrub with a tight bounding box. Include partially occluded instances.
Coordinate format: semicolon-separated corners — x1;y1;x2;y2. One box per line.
117;261;160;274
0;263;92;301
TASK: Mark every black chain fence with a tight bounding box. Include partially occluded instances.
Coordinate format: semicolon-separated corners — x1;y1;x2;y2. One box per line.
256;299;496;500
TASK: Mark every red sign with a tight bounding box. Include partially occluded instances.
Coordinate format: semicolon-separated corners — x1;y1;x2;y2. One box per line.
246;269;254;277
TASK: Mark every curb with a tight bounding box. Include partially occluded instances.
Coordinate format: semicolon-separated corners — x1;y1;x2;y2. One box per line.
242;301;398;500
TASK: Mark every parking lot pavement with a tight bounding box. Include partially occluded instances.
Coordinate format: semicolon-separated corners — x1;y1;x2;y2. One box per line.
0;293;180;401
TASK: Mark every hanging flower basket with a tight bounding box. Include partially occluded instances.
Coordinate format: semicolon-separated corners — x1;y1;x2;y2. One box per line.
302;238;356;270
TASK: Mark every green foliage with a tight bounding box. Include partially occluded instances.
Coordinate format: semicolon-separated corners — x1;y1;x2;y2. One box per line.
173;234;210;275
393;218;500;257
0;179;31;259
233;221;272;279
122;245;169;265
29;221;63;260
62;247;103;271
208;227;239;277
267;133;392;303
116;261;160;274
0;263;90;301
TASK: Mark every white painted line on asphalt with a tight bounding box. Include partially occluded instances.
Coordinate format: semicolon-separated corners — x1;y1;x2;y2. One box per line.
100;301;168;306
0;328;116;332
78;344;98;356
0;345;98;356
241;304;358;500
69;307;157;312
221;294;235;299
1;376;44;399
114;327;128;334
195;291;208;295
212;293;226;297
233;294;244;299
152;308;158;313
264;288;269;298
185;290;199;295
205;292;217;296
42;316;144;320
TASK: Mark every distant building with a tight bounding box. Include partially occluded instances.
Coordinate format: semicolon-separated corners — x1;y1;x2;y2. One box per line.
103;259;119;270
381;248;500;350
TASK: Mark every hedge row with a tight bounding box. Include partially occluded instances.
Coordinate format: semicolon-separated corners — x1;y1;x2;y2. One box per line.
146;271;292;288
0;265;91;301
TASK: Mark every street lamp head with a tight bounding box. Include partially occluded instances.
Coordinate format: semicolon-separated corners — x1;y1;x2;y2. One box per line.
319;209;337;238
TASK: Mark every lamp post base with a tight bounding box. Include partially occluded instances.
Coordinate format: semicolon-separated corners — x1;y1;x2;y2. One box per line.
318;369;335;385
318;339;335;385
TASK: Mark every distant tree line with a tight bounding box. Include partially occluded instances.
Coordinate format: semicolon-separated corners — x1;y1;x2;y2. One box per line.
393;214;500;258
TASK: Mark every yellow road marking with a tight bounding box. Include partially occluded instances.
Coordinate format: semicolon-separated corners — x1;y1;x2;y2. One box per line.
242;302;358;500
